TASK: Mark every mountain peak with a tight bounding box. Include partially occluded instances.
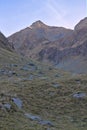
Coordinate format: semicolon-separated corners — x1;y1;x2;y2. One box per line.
30;20;47;28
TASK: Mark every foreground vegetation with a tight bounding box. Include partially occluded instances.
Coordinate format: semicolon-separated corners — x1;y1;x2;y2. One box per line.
0;48;87;130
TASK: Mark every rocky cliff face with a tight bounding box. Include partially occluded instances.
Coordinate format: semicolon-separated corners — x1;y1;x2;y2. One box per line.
8;18;87;73
75;17;87;31
0;31;14;50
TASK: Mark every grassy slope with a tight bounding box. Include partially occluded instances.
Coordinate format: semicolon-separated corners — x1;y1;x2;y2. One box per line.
0;48;87;130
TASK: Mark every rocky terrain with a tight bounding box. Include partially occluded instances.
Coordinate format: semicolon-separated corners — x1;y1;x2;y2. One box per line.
0;18;87;130
0;32;13;51
8;17;87;73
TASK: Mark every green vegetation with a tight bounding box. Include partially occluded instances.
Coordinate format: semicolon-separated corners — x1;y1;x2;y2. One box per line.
0;48;87;130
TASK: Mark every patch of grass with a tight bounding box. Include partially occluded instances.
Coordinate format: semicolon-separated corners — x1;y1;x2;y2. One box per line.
0;48;87;130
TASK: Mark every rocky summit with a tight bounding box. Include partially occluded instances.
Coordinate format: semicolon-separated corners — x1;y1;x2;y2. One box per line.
0;17;87;130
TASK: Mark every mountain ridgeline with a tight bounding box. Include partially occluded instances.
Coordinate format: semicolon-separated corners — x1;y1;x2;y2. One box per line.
2;17;87;73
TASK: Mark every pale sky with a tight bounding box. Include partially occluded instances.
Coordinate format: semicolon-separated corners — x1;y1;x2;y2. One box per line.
0;0;86;36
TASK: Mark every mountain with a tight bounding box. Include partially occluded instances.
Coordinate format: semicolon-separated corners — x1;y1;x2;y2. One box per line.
0;22;87;130
0;31;14;50
1;32;87;130
55;17;87;73
8;17;87;73
75;17;87;31
8;20;73;55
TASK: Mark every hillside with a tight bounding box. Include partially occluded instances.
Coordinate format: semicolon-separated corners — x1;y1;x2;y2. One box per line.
0;31;87;130
0;32;13;50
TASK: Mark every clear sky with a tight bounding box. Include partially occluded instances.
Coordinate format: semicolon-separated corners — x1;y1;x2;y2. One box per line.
0;0;86;36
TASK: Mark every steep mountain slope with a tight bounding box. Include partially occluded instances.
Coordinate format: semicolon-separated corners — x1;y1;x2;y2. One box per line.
8;17;87;73
0;32;13;50
55;17;87;73
38;17;87;63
